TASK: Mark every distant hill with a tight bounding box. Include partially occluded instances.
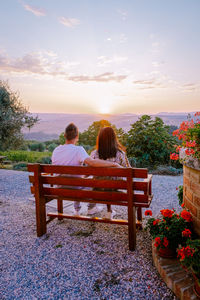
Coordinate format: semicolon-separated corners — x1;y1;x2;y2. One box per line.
23;112;194;141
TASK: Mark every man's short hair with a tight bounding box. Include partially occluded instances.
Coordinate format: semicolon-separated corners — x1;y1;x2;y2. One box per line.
65;123;78;141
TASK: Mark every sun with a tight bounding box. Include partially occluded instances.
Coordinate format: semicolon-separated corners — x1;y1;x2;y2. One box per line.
99;105;111;114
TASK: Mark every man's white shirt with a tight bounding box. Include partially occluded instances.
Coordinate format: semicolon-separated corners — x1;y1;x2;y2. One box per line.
52;144;89;166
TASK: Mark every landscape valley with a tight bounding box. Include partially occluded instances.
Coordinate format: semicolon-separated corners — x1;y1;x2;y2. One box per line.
23;112;195;141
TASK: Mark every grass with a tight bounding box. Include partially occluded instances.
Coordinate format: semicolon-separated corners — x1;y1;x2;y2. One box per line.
0;150;51;163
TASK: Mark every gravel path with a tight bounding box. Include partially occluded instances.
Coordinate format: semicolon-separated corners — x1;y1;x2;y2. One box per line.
0;169;182;300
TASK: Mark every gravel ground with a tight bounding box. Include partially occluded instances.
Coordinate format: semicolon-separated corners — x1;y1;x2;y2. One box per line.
0;169;182;300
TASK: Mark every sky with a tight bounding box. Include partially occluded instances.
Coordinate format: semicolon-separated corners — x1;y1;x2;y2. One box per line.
0;0;200;114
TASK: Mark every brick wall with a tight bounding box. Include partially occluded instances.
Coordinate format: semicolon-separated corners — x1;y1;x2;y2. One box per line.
152;243;198;299
183;165;200;236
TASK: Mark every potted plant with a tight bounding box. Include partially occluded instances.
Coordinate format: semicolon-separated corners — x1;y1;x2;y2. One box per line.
170;111;200;168
177;239;200;297
145;209;193;258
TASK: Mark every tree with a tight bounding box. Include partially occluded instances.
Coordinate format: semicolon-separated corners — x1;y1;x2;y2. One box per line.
0;81;38;151
126;115;177;168
168;125;178;135
59;132;65;145
59;120;127;149
79;120;127;147
29;142;45;152
47;143;57;152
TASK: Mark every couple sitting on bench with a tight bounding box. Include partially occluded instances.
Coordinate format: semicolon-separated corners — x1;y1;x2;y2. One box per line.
52;123;131;219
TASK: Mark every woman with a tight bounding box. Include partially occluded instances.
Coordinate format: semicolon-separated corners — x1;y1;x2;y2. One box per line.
90;127;131;219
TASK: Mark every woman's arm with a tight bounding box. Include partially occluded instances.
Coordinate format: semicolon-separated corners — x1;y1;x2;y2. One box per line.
118;151;131;167
84;157;121;167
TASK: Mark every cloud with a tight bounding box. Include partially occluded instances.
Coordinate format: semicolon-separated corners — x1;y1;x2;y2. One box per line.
133;79;166;89
59;17;80;28
23;4;46;16
117;9;128;21
68;72;127;83
152;61;165;67
97;55;128;66
0;51;126;83
181;83;199;91
0;51;79;77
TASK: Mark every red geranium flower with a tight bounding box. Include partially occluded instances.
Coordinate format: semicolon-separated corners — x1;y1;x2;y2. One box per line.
160;209;174;218
182;229;192;238
154;237;161;247
177;246;195;261
163;237;169;248
170;153;179;160
144;210;152;216
181;203;185;208
153;219;160;226
180;210;192;222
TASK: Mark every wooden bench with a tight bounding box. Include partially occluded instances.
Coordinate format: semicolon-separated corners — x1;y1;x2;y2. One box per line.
28;164;153;251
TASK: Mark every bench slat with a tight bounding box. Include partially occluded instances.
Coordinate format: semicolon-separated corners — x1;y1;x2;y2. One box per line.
28;164;134;177
30;186;150;204
31;186;128;202
47;212;129;225
29;175;128;190
132;168;148;178
29;175;148;192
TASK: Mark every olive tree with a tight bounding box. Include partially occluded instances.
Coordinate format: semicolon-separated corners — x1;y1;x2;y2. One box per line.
0;81;38;151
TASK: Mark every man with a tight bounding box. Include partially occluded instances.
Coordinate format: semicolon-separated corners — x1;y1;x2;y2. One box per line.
52;123;120;216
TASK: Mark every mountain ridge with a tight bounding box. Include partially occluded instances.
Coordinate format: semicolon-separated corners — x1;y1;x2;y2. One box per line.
23;112;194;141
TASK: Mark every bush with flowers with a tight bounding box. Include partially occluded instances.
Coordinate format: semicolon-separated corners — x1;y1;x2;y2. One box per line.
178;239;200;285
145;209;193;253
170;112;200;161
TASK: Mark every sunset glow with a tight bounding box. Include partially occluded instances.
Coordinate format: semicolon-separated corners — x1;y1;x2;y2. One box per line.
0;1;200;114
98;105;111;115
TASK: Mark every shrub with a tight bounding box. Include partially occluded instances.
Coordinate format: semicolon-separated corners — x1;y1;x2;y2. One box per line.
127;115;177;168
177;185;183;206
29;142;45;152
127;157;137;167
37;156;52;164
0;151;52;163
145;208;193;251
150;165;183;175
47;143;57;152
13;162;27;171
177;239;200;283
171;112;200;161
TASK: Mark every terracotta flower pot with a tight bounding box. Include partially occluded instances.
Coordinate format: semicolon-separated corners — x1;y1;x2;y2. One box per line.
158;247;176;258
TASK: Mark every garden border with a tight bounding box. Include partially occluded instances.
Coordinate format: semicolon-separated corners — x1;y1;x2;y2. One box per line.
152;243;198;299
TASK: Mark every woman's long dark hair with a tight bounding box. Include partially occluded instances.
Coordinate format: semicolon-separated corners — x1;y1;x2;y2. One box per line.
96;127;125;160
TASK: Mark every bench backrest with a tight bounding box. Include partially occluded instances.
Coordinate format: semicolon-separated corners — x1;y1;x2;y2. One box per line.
28;164;150;206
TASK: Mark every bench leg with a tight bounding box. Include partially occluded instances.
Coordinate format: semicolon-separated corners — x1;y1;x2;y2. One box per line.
57;199;63;220
107;204;111;212
128;205;136;251
35;196;46;237
137;207;142;221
